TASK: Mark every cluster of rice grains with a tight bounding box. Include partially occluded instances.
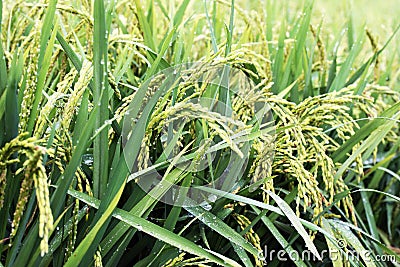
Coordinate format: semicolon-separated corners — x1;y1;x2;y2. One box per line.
132;59;273;193
0;134;52;255
1;1;96;257
233;213;263;266
164;252;212;267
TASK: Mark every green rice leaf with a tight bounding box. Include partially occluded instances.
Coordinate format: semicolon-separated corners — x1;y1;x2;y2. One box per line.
65;182;126;267
263;190;322;261
252;206;308;267
185;205;260;257
330;220;376;267
67;189;242;267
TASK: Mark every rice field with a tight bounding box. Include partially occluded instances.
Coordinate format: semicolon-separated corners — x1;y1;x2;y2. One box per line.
0;0;399;266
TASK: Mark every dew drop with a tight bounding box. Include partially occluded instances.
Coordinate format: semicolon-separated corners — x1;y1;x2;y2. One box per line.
203;204;212;211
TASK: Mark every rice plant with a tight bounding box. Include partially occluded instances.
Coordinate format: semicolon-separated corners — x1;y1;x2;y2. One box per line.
0;0;399;266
